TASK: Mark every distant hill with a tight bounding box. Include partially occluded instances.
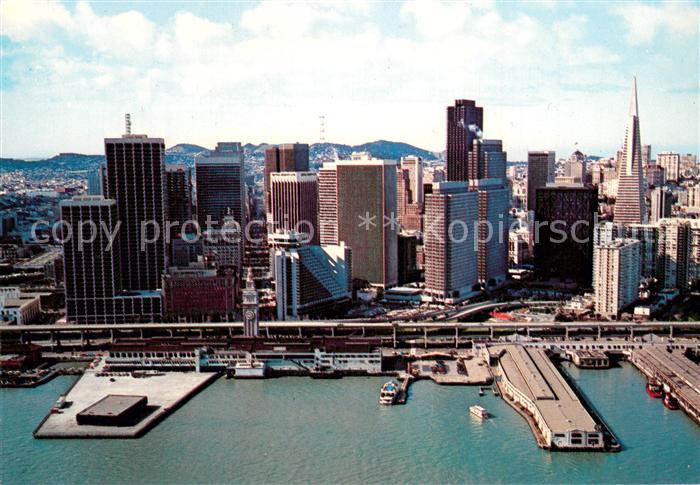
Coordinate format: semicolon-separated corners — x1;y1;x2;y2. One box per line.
166;143;209;155
1;139;440;173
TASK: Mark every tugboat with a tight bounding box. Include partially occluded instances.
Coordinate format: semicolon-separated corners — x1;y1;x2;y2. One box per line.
646;380;663;398
379;381;400;405
663;393;679;410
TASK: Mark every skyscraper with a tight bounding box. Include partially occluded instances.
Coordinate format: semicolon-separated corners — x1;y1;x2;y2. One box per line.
319;153;398;288
87;164;105;196
104;132;167;291
593;239;641;318
657;219;692;290
650;187;673;223
397;156;424;232
534;185;598;285
270;231;351;320
165;165;192;239
473;178;510;286
446;99;483;181
269;172;319;245
195;142;245;229
61;196;162;323
657;151;681;182
527;151;555;211
615;77;647;224
264;143;309;209
423;182;478;303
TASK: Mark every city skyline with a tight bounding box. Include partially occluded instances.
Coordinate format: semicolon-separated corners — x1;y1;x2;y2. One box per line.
1;0;699;159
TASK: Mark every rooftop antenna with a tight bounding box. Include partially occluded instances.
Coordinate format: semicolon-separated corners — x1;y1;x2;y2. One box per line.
125;113;132;135
319;114;326;143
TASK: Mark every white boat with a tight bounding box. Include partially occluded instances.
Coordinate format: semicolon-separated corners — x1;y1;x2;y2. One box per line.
469;405;489;419
379;381;400;405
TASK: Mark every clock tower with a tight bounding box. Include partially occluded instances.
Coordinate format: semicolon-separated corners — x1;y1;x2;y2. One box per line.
242;267;259;337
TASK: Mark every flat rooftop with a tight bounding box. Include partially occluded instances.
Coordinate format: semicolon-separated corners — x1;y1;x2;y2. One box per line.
78;394;146;418
500;346;597;433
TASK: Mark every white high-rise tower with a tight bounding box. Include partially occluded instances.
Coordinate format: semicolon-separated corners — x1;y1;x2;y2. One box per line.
615;77;647;224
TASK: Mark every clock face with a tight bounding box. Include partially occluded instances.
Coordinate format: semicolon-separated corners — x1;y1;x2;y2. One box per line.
245;310;255;320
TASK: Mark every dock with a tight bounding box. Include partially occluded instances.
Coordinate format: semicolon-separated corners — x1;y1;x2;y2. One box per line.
34;360;218;438
493;345;614;451
629;346;700;425
409;352;493;385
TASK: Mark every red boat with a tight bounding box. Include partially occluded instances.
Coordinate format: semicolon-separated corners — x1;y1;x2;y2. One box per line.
646;380;663;398
663;393;679;410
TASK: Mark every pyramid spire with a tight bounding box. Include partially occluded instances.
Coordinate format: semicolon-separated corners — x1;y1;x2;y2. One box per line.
629;76;638;117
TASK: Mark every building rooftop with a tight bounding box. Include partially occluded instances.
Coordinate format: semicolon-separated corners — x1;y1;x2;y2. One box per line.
78;394;147;418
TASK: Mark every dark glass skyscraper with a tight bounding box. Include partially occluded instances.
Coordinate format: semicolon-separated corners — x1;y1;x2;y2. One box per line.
165;165;192;239
446;99;483;181
195;142;245;229
534;185;598;285
104;133;167;292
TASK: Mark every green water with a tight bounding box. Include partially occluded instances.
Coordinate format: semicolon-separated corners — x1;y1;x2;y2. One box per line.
1;363;698;484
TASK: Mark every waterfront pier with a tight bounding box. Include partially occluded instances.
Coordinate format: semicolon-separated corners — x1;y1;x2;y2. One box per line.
629;346;700;425
493;345;611;451
34;360;217;438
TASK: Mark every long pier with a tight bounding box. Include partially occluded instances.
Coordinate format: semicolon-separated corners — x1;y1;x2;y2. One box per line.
629;346;700;425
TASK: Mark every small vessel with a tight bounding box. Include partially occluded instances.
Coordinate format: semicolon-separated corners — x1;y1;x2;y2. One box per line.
470;405;489;419
379;381;400;405
663;393;679;410
646;380;663;398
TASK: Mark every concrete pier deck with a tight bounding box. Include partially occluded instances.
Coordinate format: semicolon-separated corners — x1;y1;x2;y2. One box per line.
410;352;492;385
34;361;217;438
629;346;700;424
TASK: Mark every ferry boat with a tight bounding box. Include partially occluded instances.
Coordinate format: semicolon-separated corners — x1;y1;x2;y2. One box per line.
663;393;679;410
646;380;663;398
379;381;400;405
469;405;489;419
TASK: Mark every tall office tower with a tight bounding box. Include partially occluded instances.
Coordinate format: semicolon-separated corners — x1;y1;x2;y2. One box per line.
527;151;555;211
400;156;424;205
624;223;658;278
446;99;483;181
270;231;352;320
534;185;598;286
657;151;681;182
61;196;162;324
269;172;319;245
468;139;507;182
593;239;641;318
105;132;166;292
318;162;339;245
423;182;479;303
642;145;652;166
650;187;673;223
264;143;309;209
564;150;588;184
397;168;423;232
397;232;420;285
241;267;259;337
318;153;398;287
615;78;647;224
162;265;237;320
165;165;192;239
657;219;692;290
87;164;105;196
473;179;509;286
195;142;245;229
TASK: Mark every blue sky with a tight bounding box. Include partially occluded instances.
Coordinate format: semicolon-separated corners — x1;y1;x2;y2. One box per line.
1;0;698;160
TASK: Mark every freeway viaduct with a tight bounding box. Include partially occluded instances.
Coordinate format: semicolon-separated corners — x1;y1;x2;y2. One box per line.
2;321;699;350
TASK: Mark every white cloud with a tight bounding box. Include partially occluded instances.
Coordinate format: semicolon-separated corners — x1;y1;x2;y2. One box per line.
0;0;73;41
1;0;696;159
612;1;700;45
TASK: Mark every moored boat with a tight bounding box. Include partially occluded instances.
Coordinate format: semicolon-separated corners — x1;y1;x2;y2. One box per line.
646;380;663;398
379;381;399;405
663;393;679;410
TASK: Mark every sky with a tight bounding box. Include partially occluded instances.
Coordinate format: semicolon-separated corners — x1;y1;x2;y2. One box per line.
1;0;698;160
